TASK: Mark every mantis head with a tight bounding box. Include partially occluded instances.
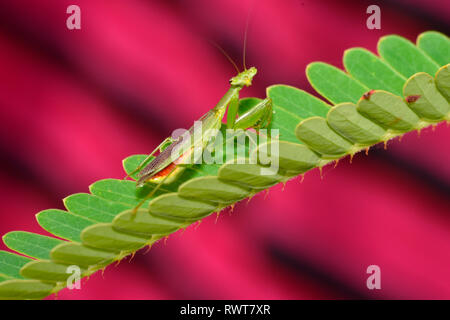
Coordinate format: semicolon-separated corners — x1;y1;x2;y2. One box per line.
230;67;257;87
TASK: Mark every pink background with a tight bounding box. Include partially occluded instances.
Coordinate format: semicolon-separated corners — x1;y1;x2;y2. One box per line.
0;0;449;299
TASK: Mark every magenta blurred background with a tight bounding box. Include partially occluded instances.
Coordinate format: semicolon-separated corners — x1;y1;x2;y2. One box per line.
0;0;449;299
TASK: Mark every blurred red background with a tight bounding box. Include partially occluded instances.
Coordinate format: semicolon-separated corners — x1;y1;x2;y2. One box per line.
0;0;449;299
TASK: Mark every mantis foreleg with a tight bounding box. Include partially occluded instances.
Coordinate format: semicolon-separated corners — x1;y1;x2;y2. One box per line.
226;92;240;129
233;98;273;131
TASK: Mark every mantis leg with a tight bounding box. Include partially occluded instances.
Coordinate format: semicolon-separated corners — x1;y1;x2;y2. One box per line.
233;98;273;130
257;98;273;130
124;137;174;179
226;92;240;129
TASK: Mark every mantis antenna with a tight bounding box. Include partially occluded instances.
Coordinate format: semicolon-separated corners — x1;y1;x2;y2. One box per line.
242;0;255;71
209;40;240;74
210;2;255;73
242;26;248;71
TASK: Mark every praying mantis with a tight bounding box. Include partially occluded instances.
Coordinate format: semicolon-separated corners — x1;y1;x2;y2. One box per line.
127;66;273;212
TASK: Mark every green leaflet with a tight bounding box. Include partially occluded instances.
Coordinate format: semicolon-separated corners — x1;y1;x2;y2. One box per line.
178;177;251;204
148;193;218;221
327;103;387;146
417;31;450;66
378;35;440;78
64;193;130;223
20;261;85;282
3;232;64;260
255;141;323;174
51;243;117;267
403;72;450;121
81;223;150;252
113;209;184;237
36;209;95;242
0;251;32;280
343;48;406;97
219;161;287;190
0;31;449;299
357;90;423;132
267;85;331;119
267;85;331;143
436;64;450;101
90;179;170;207
295;117;355;158
0;280;55;300
306;62;368;104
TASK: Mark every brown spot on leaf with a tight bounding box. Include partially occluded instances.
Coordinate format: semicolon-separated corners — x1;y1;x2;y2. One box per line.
406;95;421;103
362;90;375;100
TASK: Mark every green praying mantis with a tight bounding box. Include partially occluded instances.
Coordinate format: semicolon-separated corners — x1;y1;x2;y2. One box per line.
127;66;274;212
